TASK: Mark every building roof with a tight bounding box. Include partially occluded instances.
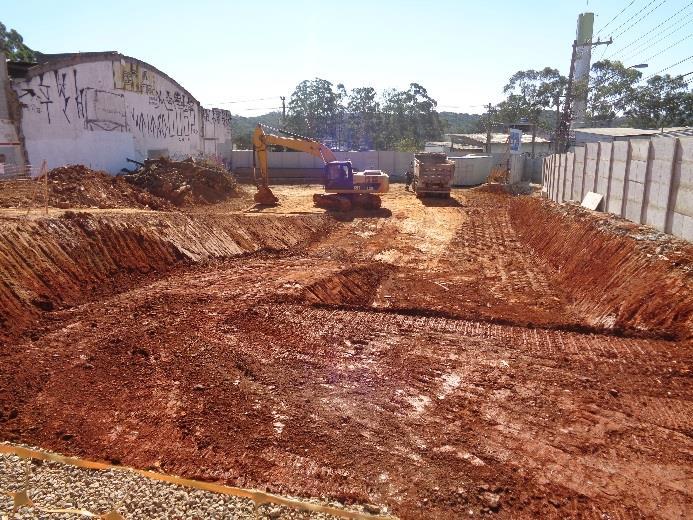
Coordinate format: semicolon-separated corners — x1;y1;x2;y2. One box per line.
7;51;199;105
574;127;691;137
447;133;551;144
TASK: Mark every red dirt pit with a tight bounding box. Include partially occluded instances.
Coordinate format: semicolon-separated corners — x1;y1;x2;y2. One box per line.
0;184;691;519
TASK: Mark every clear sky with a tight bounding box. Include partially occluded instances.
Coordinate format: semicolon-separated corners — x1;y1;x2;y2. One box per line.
4;0;692;115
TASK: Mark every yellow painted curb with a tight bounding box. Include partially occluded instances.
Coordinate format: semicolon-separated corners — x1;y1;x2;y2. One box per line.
0;443;396;519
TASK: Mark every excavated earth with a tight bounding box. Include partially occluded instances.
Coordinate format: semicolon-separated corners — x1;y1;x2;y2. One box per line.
0;184;691;519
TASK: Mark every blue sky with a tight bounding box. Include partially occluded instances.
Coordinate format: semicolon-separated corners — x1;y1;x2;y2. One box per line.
4;0;692;115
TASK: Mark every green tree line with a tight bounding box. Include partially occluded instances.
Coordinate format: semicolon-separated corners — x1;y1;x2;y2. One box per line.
284;79;444;151
494;61;692;133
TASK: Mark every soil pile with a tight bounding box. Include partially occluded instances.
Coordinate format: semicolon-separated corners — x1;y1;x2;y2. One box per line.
0;165;171;210
124;158;238;206
50;165;172;209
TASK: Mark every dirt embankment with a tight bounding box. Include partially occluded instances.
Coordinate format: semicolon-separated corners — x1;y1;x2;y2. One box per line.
0;165;172;210
0;212;333;343
510;197;693;340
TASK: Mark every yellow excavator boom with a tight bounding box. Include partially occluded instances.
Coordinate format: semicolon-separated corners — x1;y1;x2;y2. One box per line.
252;124;337;204
250;123;388;210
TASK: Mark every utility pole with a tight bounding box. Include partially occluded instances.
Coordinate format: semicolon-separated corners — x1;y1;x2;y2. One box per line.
485;102;493;154
280;96;286;127
557;37;611;152
554;94;561;153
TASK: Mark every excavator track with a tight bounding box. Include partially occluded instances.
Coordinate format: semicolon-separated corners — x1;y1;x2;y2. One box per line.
313;194;352;212
312;193;382;212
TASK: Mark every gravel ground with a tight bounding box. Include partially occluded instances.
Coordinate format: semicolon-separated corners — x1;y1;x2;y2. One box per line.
0;445;391;519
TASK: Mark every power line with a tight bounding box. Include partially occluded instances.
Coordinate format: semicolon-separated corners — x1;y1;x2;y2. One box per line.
213;96;281;105
638;33;693;64
607;0;660;36
612;0;667;40
617;14;693;62
644;54;693;79
608;1;693;58
234;106;283;112
595;0;639;36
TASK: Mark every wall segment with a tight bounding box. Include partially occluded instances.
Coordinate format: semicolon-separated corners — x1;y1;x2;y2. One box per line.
7;52;231;172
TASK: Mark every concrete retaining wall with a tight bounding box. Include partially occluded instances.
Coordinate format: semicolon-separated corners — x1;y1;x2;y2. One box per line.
543;137;693;241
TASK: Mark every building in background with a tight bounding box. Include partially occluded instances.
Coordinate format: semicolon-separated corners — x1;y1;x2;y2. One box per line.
574;127;693;146
446;133;552;155
1;52;232;173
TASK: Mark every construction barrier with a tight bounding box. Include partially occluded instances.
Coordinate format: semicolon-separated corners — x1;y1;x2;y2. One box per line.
0;443;397;520
543;137;693;241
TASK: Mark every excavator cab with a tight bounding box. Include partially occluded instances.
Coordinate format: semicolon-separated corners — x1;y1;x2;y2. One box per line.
324;161;354;190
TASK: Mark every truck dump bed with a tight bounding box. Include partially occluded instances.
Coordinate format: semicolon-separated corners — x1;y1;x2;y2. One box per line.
413;153;455;197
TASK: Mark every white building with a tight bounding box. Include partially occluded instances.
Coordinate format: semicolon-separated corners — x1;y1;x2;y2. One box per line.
445;133;552;156
1;52;232;173
573;127;693;146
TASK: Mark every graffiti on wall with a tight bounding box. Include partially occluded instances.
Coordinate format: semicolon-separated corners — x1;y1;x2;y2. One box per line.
129;90;199;141
18;68;126;131
17;60;201;142
204;108;232;129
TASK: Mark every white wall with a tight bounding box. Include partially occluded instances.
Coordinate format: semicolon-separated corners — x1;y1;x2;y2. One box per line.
544;137;693;242
12;56;232;172
450;156;491;185
230;150;414;179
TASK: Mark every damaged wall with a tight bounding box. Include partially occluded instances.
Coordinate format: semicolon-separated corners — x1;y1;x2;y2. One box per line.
8;53;231;172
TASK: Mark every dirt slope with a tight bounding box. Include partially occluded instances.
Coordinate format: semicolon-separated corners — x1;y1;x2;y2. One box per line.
0;185;691;519
511;196;693;339
0;210;333;342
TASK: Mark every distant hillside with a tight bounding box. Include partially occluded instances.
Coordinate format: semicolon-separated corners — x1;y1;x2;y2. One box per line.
438;112;483;134
231;112;283;149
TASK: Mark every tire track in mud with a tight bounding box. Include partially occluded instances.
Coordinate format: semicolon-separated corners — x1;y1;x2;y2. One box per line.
1;186;691;519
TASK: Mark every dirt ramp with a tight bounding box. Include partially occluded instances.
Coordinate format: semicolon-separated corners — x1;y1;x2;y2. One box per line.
302;264;393;307
510;197;693;339
0;212;333;342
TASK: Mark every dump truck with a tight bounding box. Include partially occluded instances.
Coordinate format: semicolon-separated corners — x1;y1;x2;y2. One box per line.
412;152;455;198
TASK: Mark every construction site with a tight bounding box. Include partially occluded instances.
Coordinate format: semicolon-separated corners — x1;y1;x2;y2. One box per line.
1;2;693;519
0;153;691;519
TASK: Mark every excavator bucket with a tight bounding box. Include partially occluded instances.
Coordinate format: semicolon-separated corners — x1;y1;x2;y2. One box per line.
254;185;279;205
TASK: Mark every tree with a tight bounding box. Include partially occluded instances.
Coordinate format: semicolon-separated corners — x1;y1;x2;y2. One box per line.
380;83;442;150
0;22;36;62
626;74;693;128
503;67;566;130
586;60;642;126
346;87;380;150
286;78;342;140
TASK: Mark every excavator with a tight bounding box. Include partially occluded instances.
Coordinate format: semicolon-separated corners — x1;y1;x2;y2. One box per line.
252;124;389;211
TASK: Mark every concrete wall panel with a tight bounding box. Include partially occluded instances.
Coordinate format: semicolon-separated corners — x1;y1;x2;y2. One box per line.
607;141;628;215
644;138;677;230
624;140;650;223
563;152;574;203
596;142;612;195
542;137;692;242
584;142;599;195
572;147;586;201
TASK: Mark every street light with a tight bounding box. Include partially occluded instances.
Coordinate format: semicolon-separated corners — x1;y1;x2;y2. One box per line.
629;64;649;69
